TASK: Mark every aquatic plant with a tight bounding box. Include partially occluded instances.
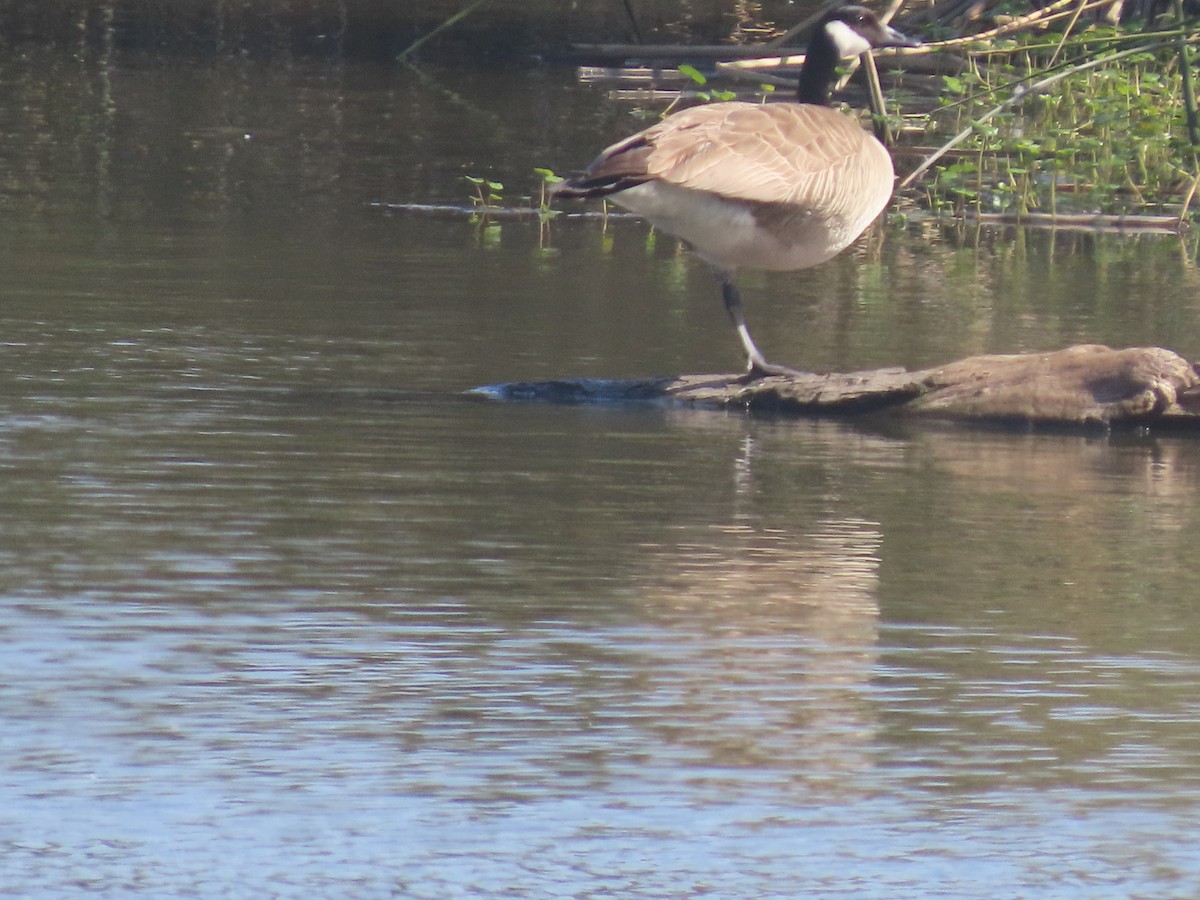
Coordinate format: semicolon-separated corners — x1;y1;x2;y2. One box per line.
909;10;1200;222
676;64;736;103
465;174;504;210
532;167;563;221
464;175;505;246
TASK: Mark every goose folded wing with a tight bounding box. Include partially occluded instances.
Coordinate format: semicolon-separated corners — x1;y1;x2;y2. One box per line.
640;103;889;211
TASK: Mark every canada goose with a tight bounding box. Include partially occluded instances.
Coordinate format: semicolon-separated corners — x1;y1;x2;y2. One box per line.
555;5;916;377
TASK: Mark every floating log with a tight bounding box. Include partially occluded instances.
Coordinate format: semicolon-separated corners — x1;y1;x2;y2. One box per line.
968;211;1185;233
567;43;794;62
473;345;1200;430
564;42;932;68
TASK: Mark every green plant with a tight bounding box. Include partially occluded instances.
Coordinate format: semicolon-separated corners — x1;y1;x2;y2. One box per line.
677;64;735;103
532;167;563;221
465;174;503;210
913;26;1200;220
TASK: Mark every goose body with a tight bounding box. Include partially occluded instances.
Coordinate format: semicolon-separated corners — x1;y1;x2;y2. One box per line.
556;6;915;377
600;101;895;272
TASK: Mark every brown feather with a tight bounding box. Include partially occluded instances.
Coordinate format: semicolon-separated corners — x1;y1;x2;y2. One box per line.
567;102;895;271
620;102;890;208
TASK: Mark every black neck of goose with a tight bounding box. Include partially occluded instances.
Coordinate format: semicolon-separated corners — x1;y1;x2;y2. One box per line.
796;28;840;106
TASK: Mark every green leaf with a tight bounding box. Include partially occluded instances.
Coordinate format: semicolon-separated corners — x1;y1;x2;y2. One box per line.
677;64;707;86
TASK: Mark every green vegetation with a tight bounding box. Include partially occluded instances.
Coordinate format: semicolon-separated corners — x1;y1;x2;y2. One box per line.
912;13;1200;222
465;175;505;245
465;174;504;211
532;167;563;222
401;3;1200;232
677;64;736;103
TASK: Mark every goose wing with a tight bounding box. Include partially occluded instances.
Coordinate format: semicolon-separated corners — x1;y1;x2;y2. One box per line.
570;102;893;212
648;102;892;206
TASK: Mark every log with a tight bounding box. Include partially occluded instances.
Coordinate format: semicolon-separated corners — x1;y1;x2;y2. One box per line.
472;344;1200;430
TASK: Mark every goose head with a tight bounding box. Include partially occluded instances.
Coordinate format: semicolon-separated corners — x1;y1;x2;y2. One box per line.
821;5;915;58
798;5;917;105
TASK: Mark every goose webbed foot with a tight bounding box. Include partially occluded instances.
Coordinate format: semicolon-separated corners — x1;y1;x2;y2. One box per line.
738;357;809;382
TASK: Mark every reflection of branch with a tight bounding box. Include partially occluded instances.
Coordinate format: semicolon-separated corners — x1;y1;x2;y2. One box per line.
397;0;489;61
398;58;507;139
619;0;643;44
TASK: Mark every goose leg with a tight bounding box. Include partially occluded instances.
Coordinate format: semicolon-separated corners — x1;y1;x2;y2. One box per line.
713;267;804;379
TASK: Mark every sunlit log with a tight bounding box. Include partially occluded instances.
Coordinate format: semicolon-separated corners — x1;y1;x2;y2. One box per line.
474;345;1200;430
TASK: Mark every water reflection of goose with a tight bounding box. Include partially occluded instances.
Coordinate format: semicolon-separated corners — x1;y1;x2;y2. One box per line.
555;5;916;377
631;512;884;787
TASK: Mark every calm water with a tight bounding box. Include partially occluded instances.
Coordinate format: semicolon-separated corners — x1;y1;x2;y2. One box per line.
3;49;1200;898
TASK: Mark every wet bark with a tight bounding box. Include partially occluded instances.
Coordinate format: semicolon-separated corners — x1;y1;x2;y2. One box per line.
474;344;1200;429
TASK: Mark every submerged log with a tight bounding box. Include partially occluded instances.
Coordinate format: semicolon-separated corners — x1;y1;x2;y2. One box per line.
473;344;1200;429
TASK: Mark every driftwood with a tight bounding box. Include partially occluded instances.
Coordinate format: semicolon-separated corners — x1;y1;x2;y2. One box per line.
473;344;1200;430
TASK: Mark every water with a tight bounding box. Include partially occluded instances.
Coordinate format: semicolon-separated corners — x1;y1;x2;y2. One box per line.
2;49;1200;897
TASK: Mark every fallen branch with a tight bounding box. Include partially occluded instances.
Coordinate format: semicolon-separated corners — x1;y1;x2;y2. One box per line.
965;210;1184;232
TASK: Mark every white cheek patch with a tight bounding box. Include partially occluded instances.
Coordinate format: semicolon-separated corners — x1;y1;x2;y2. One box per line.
824;19;873;59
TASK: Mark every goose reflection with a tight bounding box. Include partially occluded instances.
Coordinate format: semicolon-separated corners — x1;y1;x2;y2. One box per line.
619;429;893;793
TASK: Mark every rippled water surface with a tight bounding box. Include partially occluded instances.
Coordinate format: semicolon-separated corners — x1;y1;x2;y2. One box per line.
3;50;1200;897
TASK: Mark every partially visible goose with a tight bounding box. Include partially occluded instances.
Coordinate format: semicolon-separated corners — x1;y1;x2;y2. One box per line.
555;5;916;377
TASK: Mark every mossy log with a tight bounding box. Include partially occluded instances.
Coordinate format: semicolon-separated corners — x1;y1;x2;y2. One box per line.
474;344;1200;429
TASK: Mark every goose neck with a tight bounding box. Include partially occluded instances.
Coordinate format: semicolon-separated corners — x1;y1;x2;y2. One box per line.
796;30;839;106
